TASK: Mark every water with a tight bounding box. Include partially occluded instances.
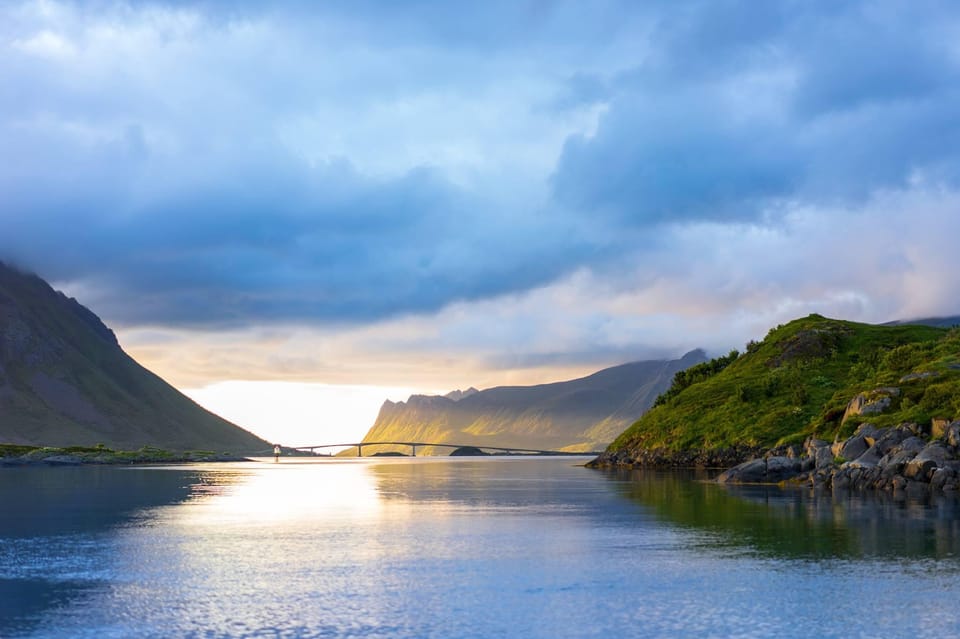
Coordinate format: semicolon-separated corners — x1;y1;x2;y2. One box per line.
3;457;960;638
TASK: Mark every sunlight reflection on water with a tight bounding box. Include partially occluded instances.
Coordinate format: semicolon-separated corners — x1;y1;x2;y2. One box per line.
4;458;960;638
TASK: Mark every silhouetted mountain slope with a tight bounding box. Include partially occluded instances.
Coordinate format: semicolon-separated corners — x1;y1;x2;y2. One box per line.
884;316;960;329
357;350;708;454
0;261;269;452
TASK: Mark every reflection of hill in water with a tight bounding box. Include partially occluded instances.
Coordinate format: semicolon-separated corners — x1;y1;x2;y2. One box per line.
607;468;960;560
0;466;237;637
0;466;199;537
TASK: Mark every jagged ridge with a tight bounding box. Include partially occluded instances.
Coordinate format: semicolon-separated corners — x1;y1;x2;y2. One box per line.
356;350;708;455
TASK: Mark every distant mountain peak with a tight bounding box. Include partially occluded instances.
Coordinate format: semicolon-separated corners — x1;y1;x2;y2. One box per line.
883;315;960;329
681;348;708;361
360;352;708;454
445;387;479;402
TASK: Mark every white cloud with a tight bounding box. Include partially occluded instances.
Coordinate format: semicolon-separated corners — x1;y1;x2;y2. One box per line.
12;28;75;58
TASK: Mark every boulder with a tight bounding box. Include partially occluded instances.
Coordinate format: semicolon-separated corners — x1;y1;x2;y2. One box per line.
716;458;767;484
904;422;929;437
765;456;801;480
716;457;801;484
872;428;906;456
848;448;881;469
841;388;900;424
804;437;830;458
902;445;948;482
915;442;950;466
839;435;869;462
855;423;885;446
831;439;844;457
904;459;935;480
815;446;836;470
880;449;918;478
931;467;957;491
899;437;926;454
946;421;960;448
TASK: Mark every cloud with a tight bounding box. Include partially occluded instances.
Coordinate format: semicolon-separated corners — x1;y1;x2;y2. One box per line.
122;183;960;392
0;0;605;326
551;0;960;225
2;0;959;363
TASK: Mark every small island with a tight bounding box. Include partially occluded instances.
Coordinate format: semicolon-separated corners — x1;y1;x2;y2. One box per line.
449;446;491;456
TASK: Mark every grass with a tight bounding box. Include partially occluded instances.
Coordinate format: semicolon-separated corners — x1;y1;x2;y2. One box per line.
609;314;959;454
0;443;240;463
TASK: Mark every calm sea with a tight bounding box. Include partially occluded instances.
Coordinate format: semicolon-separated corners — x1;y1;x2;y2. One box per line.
3;457;960;638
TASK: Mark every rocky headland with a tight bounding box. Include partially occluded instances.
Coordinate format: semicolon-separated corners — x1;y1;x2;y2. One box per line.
588;314;960;494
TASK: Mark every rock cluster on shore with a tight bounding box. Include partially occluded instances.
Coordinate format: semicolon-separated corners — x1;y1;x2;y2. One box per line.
717;420;960;493
587;445;763;470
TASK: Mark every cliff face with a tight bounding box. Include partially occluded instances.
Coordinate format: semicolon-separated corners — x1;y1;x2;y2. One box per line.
358;350;708;454
0;261;269;452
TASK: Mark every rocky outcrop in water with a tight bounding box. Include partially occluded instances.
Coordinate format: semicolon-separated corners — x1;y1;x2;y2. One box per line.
717;420;960;493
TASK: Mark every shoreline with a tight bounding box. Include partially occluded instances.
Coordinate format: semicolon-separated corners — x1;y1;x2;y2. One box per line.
589;419;960;495
0;444;253;467
586;445;763;471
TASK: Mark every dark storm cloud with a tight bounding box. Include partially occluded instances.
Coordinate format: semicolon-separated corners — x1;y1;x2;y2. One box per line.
2;142;581;325
552;0;960;225
2;0;959;330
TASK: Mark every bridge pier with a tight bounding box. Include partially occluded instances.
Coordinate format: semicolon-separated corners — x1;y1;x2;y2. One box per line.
411;444;417;457
357;444;363;457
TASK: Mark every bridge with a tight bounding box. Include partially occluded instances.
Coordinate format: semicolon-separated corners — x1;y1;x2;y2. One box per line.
285;441;600;457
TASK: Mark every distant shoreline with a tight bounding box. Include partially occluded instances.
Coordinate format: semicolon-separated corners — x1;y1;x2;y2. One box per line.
0;444;252;467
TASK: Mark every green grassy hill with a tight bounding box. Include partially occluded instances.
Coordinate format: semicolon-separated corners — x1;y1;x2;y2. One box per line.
606;314;960;457
0;261;270;452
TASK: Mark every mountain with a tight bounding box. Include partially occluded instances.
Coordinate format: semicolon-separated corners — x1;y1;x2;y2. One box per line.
355;350;708;455
444;387;479;401
0;261;269;452
883;315;960;329
594;314;960;466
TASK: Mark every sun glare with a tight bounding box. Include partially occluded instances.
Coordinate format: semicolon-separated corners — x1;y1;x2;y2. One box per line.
176;461;384;526
182;381;430;446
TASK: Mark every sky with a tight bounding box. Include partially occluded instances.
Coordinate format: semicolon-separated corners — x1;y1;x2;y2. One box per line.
3;1;960;445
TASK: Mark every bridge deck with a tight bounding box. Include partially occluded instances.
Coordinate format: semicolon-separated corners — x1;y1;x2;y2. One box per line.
290;441;599;456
